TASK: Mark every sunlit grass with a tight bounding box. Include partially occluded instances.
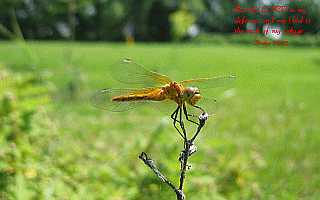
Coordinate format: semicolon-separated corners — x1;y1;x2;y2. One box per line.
0;41;319;199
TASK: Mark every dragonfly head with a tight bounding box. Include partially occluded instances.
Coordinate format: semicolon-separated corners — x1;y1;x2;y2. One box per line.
183;87;201;106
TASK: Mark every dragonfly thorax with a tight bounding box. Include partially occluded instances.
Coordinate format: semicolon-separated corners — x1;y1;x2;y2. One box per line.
183;87;201;106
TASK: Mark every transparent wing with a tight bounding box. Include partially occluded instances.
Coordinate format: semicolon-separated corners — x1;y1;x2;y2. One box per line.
180;75;236;89
109;58;172;87
90;88;168;112
185;97;217;121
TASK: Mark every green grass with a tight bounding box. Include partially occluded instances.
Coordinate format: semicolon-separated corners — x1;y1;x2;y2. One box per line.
0;41;319;199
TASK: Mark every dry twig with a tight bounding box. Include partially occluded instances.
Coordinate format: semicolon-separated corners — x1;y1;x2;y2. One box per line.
139;111;209;200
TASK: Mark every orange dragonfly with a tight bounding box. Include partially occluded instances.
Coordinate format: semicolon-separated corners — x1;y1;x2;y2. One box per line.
91;58;235;137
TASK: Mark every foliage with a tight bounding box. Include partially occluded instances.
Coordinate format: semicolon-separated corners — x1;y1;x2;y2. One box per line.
0;0;319;41
170;4;196;40
0;65;54;199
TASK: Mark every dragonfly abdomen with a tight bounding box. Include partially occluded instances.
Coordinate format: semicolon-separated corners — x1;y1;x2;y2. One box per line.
112;95;150;101
112;89;166;102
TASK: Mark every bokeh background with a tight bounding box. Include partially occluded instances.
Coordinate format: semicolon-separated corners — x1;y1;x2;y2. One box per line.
0;0;319;199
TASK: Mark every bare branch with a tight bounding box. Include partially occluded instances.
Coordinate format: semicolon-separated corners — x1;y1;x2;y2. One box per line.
138;152;177;192
190;112;209;143
139;109;209;200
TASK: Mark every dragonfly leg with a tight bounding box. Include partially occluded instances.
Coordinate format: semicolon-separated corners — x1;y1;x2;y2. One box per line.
193;105;205;113
171;106;180;124
183;104;199;126
179;106;187;139
171;106;184;139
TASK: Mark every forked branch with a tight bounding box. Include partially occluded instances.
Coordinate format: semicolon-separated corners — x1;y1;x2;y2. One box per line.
139;109;209;200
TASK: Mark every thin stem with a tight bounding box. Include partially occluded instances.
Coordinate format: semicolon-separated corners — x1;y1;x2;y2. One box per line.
139;152;176;191
139;107;208;200
190;113;208;143
178;112;208;194
139;152;185;199
178;141;190;190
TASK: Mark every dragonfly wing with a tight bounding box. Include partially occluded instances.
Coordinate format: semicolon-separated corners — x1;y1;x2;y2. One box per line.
185;97;217;121
90;88;159;112
180;75;236;89
109;58;172;87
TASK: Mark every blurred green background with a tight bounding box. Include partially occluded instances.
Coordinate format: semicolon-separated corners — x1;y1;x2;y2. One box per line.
0;0;320;200
0;0;319;43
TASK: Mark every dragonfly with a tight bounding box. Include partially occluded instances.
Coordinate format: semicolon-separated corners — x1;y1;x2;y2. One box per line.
91;58;235;138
